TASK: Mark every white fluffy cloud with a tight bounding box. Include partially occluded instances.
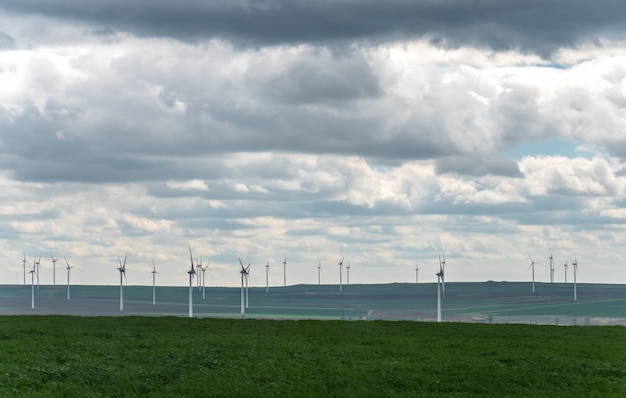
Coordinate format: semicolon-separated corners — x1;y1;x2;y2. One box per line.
1;2;626;286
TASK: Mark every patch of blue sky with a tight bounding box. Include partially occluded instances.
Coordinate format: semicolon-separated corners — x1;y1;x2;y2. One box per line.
504;139;589;160
531;62;571;70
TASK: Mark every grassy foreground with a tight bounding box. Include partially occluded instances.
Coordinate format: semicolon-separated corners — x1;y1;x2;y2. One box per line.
0;317;625;397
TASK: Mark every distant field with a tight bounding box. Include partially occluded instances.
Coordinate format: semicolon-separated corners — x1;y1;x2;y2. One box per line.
0;316;625;397
1;282;625;325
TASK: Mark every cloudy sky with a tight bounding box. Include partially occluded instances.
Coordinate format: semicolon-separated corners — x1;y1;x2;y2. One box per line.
2;0;626;287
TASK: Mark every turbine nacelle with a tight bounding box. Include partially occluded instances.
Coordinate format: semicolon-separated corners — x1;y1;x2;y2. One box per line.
239;258;250;275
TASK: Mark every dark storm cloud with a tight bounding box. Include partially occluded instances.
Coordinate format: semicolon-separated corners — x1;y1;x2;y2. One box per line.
2;0;626;56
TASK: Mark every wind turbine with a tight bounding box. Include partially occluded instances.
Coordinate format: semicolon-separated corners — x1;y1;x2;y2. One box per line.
439;253;446;298
29;263;36;309
528;255;536;293
436;258;445;322
188;246;196;318
196;257;203;290
117;254;127;313
200;262;209;299
549;252;554;284
265;260;269;293
283;256;287;287
317;259;321;285
35;255;41;290
64;258;74;300
564;260;568;283
239;258;250;316
346;260;351;285
338;257;343;292
51;256;60;286
22;253;28;285
572;256;578;301
151;259;158;306
415;262;419;284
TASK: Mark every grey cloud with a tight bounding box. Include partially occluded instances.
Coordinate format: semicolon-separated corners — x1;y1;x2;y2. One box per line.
435;154;523;177
253;53;382;104
2;0;626;56
0;30;15;49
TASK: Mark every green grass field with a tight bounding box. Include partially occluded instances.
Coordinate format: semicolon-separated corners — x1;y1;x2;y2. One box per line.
0;316;625;397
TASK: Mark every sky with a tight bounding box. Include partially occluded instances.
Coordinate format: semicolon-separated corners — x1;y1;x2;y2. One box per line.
2;0;626;287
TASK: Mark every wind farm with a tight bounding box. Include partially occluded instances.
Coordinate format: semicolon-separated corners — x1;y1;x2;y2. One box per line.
5;249;625;325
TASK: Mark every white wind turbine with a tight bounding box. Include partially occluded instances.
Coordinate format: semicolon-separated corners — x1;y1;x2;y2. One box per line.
317;260;321;285
415;262;419;284
51;256;60;286
549;252;554;284
239;258;250;316
117;254;127;313
338;257;344;292
528;255;536;293
436;258;445;323
563;260;568;283
439;253;447;298
64;258;74;300
200;262;209;300
196;257;203;290
29;263;36;309
151;259;158;306
265;260;269;293
188;246;196;318
35;255;41;290
22;252;28;285
283;256;287;287
346;260;351;285
572;256;579;301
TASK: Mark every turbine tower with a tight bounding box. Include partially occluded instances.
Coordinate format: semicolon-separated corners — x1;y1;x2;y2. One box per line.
283;256;287;287
239;258;250;316
563;260;568;283
549;252;554;283
436;259;445;323
346;261;351;285
572;256;578;301
151;259;158;306
317;260;321;285
188;246;196;318
117;254;127;313
338;257;344;292
528;255;536;293
64;258;74;300
51;256;60;286
265;260;269;293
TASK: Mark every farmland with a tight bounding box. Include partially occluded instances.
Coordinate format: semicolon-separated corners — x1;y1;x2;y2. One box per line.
0;316;626;397
1;282;626;396
1;281;625;325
